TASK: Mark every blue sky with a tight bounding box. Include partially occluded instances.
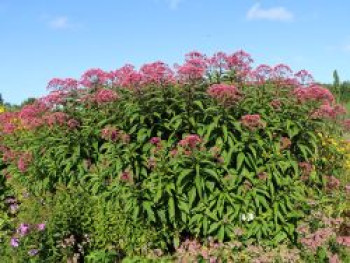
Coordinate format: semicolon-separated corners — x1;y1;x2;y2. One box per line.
0;0;350;104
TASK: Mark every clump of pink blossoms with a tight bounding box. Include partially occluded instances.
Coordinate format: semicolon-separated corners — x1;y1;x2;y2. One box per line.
95;89;119;105
207;84;241;106
17;152;33;173
240;114;264;130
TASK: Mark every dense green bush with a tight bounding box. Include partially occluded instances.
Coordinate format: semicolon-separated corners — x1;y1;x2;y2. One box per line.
0;50;349;261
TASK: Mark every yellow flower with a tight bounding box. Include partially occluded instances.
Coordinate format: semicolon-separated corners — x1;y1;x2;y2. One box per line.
0;106;5;113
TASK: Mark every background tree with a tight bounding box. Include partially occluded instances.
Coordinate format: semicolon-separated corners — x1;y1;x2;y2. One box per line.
333;70;341;101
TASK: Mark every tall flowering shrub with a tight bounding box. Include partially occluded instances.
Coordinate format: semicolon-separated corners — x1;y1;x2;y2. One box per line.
0;50;349;260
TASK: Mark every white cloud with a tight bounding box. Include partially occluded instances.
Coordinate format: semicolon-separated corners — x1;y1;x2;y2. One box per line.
247;3;294;22
49;16;70;29
167;0;182;9
48;16;84;30
344;44;350;52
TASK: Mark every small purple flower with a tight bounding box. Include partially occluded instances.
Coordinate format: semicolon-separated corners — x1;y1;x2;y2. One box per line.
5;197;16;204
10;237;19;247
17;223;30;236
28;249;39;256
37;223;46;231
10;203;19;213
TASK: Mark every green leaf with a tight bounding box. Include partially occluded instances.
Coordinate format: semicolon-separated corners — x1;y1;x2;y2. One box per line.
168;197;175;221
236;152;245;171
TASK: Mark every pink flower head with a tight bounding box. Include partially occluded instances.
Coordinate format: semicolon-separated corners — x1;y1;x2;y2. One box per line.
300;227;334;251
324;175;340;190
19;102;48;130
2;123;17;134
178;134;202;149
270;99;282;110
150;137;161;145
120;170;132;182
95;89;119;105
207;84;241;105
67;119;80;129
176;51;207;82
17;152;33;173
272;64;293;80
280;137;292;150
140;61;175;85
293;84;334;104
17;223;30;236
110;64;142;88
43;112;68;127
80;68;110;88
40;90;66;107
28;249;39;256
336;236;350;247
329;254;340;263
257;172;268;181
37;223;46;231
298;162;313;177
10;237;19;247
101;127;120;142
0;112;18;134
311;103;345;119
294;70;314;86
240;114;264;130
208;52;228;71
2;148;16;163
252;64;272;84
46;78;78;91
225;50;253;81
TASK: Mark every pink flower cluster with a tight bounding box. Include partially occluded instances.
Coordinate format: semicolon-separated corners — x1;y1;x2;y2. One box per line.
110;64;142;88
225;50;253;81
280;137;292;150
46;78;78;91
336;236;350;247
176;51;208;82
80;68;110;88
294;70;314;86
176;238;221;263
95;89;119;105
101;126;130;143
17;152;33;173
0;112;18;134
252;64;273;84
300;227;334;251
43;112;69;127
240;114;264;130
293;84;334;104
120;170;133;183
324;175;340;190
207;84;241;105
311;103;346;119
178;134;202;149
140;61;175;85
11;222;45;248
298;162;313;181
19;102;48;129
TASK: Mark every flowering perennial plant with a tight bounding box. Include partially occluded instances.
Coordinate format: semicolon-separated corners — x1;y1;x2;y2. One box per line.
0;49;349;261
